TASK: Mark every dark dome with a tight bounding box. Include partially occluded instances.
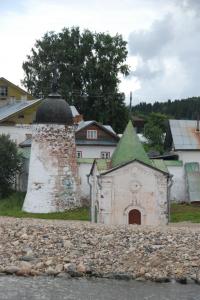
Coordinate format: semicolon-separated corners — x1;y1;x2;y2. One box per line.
36;93;73;125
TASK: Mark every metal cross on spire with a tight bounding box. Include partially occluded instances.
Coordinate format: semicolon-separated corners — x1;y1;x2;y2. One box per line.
51;65;59;93
48;64;61;98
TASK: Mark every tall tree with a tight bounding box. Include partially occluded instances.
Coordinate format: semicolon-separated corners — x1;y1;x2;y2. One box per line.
22;27;129;132
143;113;168;154
0;135;22;197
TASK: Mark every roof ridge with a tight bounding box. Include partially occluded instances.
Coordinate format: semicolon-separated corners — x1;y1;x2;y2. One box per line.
111;120;152;168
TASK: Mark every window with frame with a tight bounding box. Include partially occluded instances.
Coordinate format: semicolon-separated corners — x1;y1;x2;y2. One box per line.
101;152;110;159
0;86;8;97
18;114;24;119
77;151;82;158
87;130;97;139
26;134;32;139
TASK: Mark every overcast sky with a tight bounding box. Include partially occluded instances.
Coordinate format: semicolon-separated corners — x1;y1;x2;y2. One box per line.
0;0;199;104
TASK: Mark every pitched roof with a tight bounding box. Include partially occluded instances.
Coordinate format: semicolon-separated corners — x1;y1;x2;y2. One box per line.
0;77;33;97
151;159;168;173
70;106;80;117
101;158;169;176
19;138;32;148
76;120;117;136
18;147;31;159
111;120;152;168
0;99;79;123
168;119;200;150
0;99;41;122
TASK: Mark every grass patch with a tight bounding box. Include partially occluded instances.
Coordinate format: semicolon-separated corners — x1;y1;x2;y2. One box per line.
170;203;200;223
0;191;89;221
1;192;200;223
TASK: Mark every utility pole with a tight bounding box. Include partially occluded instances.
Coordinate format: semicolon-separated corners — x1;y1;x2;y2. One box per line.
129;91;132;119
196;112;200;132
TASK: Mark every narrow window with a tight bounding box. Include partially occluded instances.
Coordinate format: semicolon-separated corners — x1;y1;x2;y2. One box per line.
77;151;82;158
0;86;8;97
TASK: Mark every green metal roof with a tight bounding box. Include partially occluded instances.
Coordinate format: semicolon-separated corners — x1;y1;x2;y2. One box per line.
111;120;152;168
77;158;94;164
96;159;110;172
18;148;31;159
77;158;110;172
164;160;183;167
151;159;168;173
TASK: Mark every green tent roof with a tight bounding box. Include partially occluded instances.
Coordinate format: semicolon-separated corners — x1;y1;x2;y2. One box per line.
151;159;168;173
111;120;152;168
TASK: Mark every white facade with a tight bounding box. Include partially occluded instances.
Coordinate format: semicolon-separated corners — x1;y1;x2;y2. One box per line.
76;145;115;159
78;162;93;201
0;125;32;145
176;151;200;165
90;160;169;226
167;150;200;202
23;124;80;213
167;165;185;202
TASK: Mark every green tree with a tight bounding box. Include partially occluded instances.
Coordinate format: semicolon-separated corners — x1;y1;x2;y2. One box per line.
22;27;129;132
0;135;22;197
143;112;168;153
133;97;200;120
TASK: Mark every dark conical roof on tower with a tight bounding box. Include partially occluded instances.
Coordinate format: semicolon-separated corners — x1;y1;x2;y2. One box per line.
36;92;73;125
36;71;73;125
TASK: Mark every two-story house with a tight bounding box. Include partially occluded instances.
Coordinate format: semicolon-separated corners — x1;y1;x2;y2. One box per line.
75;120;119;159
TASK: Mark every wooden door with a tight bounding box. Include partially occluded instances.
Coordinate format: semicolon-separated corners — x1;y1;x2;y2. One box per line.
129;209;141;225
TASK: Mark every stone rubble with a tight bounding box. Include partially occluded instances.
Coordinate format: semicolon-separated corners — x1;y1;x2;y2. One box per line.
0;217;200;283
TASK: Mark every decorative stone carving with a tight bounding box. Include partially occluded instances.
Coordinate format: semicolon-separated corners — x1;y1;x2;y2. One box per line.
130;180;142;192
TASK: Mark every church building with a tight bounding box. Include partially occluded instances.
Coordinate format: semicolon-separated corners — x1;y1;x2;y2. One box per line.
89;121;171;226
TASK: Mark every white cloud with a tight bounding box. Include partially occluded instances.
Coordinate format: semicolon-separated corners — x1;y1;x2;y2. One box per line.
127;1;200;102
0;0;157;88
0;0;199;104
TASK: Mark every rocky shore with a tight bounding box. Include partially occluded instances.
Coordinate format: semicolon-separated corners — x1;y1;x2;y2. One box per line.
0;217;200;284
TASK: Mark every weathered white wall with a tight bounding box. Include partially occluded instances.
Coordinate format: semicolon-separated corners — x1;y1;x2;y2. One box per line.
93;161;168;226
16;158;30;192
89;163;99;223
0;125;32;145
23;124;80;213
78;162;93;200
170;151;200;203
177;151;200;165
167;165;185;202
76;145;115;158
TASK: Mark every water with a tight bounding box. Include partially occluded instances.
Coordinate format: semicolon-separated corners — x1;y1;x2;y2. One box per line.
0;276;199;300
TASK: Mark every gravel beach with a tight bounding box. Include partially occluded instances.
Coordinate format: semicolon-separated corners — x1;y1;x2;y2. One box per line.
0;217;200;283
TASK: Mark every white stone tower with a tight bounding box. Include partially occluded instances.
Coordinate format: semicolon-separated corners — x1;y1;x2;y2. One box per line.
23;91;80;213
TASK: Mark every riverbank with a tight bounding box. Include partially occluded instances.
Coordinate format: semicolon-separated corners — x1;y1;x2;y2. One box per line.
0;217;200;284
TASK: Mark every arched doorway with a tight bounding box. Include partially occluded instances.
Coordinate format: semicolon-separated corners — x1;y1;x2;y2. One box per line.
129;209;141;225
